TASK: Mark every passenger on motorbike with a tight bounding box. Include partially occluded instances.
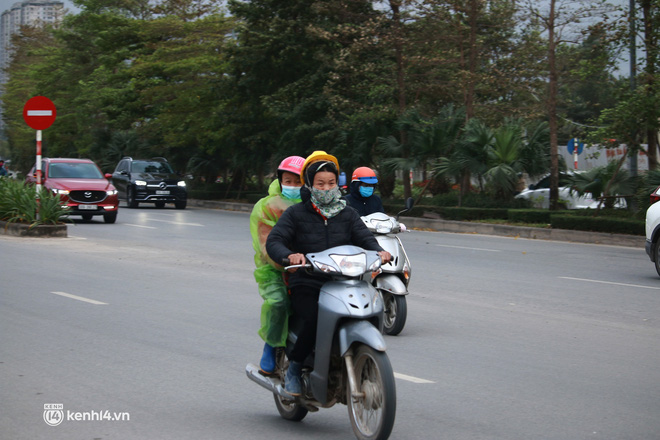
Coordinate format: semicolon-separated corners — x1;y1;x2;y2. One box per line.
344;166;385;216
249;155;305;375
266;151;392;396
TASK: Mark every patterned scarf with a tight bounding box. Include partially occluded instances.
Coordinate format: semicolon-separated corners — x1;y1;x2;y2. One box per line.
310;186;346;219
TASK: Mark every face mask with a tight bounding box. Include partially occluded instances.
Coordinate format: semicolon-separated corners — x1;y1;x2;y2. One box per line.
359;186;374;198
281;185;301;200
311;186;341;205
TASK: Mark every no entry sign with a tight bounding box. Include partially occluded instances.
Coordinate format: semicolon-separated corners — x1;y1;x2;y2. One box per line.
23;96;56;130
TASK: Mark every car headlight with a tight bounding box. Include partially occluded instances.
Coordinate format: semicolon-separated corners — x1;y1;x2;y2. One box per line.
51;188;69;195
177;181;186;187
106;189;118;195
135;180;147;186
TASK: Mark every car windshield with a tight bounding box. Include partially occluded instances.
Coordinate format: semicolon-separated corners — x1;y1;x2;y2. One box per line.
48;162;104;179
132;161;173;174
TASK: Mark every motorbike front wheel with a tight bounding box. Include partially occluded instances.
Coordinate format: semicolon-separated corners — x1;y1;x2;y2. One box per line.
348;345;396;440
382;293;407;336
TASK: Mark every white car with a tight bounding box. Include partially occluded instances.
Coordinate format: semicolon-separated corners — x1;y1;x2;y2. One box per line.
645;187;660;276
515;174;627;209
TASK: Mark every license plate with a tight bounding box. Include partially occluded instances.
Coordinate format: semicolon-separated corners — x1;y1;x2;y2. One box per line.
79;204;97;210
156;190;170;195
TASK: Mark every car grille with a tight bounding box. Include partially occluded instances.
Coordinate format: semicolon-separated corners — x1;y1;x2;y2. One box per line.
69;190;108;203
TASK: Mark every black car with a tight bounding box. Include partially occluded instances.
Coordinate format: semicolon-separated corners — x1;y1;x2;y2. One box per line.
111;157;187;209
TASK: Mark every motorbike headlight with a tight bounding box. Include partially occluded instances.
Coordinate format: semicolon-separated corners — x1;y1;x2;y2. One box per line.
330;253;366;277
314;261;339;273
371;219;394;233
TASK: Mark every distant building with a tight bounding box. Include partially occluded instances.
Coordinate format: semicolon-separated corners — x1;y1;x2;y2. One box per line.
0;1;64;135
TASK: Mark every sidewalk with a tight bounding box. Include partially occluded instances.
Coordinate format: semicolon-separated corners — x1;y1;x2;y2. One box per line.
189;199;645;249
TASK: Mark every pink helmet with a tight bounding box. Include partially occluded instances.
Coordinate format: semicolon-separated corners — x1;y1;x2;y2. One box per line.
278;156;305;176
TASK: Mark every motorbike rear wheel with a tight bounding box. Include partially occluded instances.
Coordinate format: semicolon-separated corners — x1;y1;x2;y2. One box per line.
273;352;308;422
382;293;407;336
348;344;396;440
273;393;308;421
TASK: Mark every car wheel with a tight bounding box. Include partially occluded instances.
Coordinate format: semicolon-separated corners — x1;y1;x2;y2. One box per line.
654;240;660;277
127;187;139;208
175;200;187;210
155;201;165;209
104;211;117;224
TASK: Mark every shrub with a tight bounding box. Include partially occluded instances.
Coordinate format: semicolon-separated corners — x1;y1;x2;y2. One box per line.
508;209;551;224
0;179;68;226
550;214;644;235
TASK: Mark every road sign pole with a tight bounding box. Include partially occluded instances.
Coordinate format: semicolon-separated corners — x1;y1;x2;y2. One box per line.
23;96;56;221
573;138;578;170
36;130;42;220
36;130;42;191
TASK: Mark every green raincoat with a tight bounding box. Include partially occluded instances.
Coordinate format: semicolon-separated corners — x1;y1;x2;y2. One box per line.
250;179;301;347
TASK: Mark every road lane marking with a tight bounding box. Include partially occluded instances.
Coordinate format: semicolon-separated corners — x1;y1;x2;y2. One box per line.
125;224;157;229
394;372;435;384
147;219;204;227
560;277;660;290
436;244;500;252
51;291;108;305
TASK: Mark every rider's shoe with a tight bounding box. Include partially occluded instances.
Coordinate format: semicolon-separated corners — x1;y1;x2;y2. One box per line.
259;343;276;375
284;361;302;396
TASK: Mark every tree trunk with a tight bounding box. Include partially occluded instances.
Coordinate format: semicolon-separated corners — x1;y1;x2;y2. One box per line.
642;0;658;169
548;0;560;210
390;0;411;200
465;0;479;120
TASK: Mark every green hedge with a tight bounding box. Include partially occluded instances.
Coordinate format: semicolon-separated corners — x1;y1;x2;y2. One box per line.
507;209;551;224
387;203;644;236
550;214;644;235
440;207;509;221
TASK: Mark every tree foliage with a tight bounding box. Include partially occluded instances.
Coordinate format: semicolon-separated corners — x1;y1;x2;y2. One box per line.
1;0;651;206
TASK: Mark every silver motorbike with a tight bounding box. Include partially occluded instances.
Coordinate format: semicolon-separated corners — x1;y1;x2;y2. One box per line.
246;245;397;440
362;198;413;336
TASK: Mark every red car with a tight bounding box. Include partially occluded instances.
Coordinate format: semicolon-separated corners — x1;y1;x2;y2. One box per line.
26;158;119;223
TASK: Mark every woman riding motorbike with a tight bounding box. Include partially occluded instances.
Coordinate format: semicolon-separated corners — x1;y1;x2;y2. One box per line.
266;151;391;395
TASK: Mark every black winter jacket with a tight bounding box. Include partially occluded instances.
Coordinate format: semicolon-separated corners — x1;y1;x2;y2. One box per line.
266;186;383;290
344;181;385;217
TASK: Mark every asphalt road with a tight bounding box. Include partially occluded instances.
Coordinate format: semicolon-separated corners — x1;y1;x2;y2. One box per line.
1;205;659;440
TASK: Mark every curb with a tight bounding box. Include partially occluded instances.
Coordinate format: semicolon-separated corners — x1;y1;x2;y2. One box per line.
189;199;644;248
0;220;67;237
400;216;644;248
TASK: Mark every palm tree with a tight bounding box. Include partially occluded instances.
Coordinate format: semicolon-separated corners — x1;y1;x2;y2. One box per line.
434;117;492;204
380;105;465;199
568;161;635;209
485;123;523;199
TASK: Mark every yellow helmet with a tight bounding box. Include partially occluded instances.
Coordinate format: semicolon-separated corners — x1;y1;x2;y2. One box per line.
300;150;340;186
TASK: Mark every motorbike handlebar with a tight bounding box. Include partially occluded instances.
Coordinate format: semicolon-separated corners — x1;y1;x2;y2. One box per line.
282;257;310;272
